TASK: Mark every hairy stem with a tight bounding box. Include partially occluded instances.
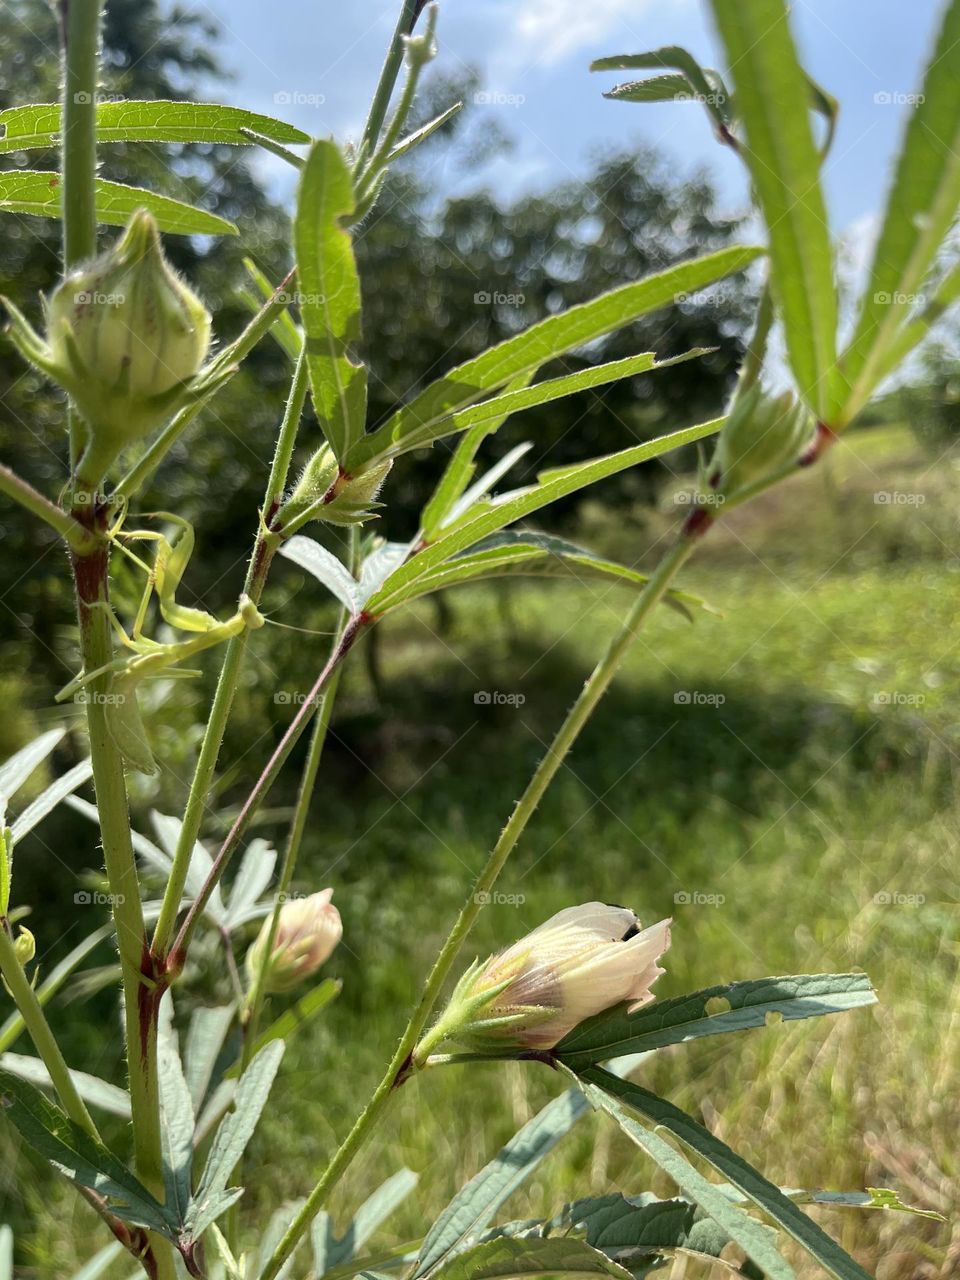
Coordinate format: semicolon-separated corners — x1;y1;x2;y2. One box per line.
59;0;101;472
70;527;173;1280
359;0;424;163
259;533;697;1280
151;351;309;963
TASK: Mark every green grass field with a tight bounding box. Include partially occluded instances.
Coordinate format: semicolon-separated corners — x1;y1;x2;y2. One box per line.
19;425;960;1277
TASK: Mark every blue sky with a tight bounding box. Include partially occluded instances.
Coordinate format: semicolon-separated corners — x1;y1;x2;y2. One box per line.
191;0;943;239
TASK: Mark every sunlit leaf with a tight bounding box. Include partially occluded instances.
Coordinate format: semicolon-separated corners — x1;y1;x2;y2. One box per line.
0;172;237;235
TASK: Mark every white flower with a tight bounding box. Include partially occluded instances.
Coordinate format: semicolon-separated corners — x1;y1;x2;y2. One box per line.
448;903;671;1052
246;888;342;994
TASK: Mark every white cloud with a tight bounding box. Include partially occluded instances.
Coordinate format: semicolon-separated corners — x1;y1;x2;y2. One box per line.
505;0;676;69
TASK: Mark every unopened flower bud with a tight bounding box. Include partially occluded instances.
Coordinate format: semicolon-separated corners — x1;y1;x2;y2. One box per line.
34;210;211;483
246;888;342;995
13;925;35;967
431;903;671;1054
283;452;393;528
709;385;814;498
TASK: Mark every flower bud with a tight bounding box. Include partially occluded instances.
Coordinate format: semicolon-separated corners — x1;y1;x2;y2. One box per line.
709;385;815;499
283;452;393;527
13;925;35;968
44;210;211;481
433;903;671;1053
246;888;342;995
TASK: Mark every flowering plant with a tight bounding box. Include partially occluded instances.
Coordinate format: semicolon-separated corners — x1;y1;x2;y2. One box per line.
0;0;956;1277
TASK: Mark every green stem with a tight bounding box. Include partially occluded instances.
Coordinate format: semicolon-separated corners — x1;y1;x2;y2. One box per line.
59;0;101;472
738;276;774;394
0;463;98;553
0;924;99;1136
259;533;697;1280
70;532;174;1280
150;351;309;963
358;0;422;163
241;535;357;1056
169;616;366;967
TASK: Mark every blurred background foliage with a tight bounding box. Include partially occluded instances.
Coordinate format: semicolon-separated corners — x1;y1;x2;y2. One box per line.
0;3;958;1278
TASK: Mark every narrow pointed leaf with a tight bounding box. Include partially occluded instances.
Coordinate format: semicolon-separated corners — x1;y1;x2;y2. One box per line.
188;1041;284;1234
0;1053;130;1118
0;172;237;235
0;729;65;804
223;838;277;928
414;1089;589;1277
10;758;93;843
347;247;761;469
555;973;878;1069
68;1242;125;1280
0;1070;176;1235
569;1069;795;1280
227;979;341;1074
184;1005;236;1112
158;1034;195;1223
381;349;707;458
837;0;960;423
366;417;724;615
580;1068;874;1280
708;0;839;415
295;140;368;462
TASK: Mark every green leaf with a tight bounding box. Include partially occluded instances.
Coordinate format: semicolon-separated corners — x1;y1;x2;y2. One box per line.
591;48;733;129
241;258;303;362
0;1053;130;1118
295;140;368;462
554;973;878;1069
553;1193;765;1279
315;1170;420;1275
158;1034;195;1224
836;0;960;424
708;0;839;416
347;246;761;469
188;1041;284;1238
229;979;341;1075
0;1070;176;1235
0;729;65;808
380;532;704;620
10;758;92;844
602;74;706;105
0;1224;11;1280
0;101;309;153
0;171;237;235
68;1242;125;1280
183;1005;236;1113
719;1184;945;1223
414;1089;590;1277
281;537;364;614
376;349;709;459
385;102;463;164
223;838;277;929
580;1068;874;1280
869;259;960;383
365;416;724;616
425;1234;635;1280
568;1068;795;1280
420;374;536;539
